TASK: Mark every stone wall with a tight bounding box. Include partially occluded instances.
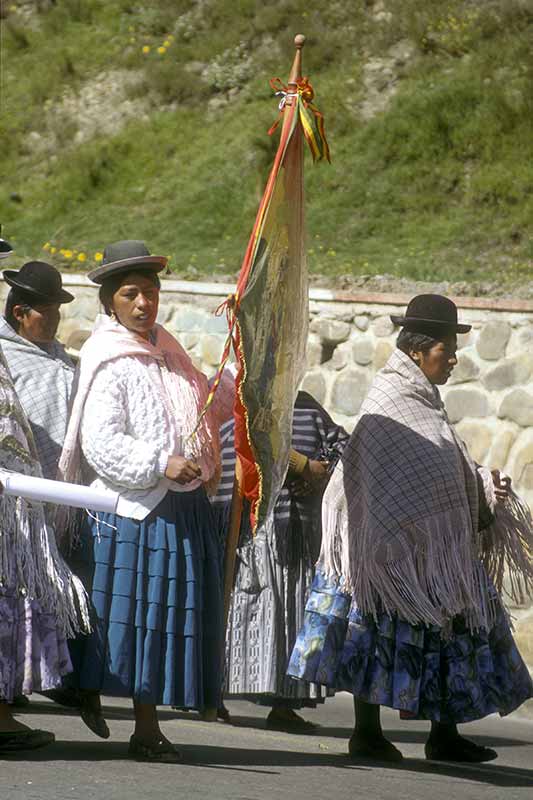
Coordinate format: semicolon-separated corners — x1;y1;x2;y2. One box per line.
2;276;532;672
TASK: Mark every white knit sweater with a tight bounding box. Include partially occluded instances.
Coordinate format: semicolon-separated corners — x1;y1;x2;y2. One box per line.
80;354;206;519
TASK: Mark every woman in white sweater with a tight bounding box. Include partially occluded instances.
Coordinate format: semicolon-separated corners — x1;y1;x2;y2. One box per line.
59;241;226;763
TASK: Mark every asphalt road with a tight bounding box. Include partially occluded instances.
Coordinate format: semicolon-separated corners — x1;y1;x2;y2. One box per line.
1;693;533;800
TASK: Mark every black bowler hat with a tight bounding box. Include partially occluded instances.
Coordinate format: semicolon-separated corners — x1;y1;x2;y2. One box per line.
390;294;471;334
88;240;167;285
3;261;74;303
0;237;13;260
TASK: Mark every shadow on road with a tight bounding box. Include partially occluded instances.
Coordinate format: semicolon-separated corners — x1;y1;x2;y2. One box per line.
18;702;533;752
174;710;533;749
2;740;533;787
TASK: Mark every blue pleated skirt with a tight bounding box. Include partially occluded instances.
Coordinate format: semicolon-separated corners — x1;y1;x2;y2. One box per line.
78;488;223;708
288;570;533;724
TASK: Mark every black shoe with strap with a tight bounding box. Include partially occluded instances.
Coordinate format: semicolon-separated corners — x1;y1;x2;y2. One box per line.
0;729;55;752
348;732;404;763
128;734;182;763
425;736;498;763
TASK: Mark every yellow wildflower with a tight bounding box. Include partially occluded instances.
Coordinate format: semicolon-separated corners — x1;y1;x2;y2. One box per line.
130;37;136;44
63;249;73;259
43;242;51;251
94;252;103;262
168;34;174;41
142;45;150;54
163;39;171;48
77;252;87;262
50;246;57;255
157;46;166;55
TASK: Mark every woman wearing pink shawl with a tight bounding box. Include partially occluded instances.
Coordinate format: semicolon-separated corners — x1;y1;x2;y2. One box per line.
59;241;227;763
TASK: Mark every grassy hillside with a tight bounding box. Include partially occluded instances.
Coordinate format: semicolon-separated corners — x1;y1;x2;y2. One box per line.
1;0;533;291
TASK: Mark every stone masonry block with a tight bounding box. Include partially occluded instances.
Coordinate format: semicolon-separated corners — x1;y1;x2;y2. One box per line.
476;321;511;361
482;355;533;392
352;337;374;366
372;316;394;337
373;341;394;370
488;427;517;471
354;315;369;331
200;334;226;366
326;342;351;371
448;350;480;385
498;389;533;427
455;421;492;463
512;432;533;491
331;368;370;417
306;334;322;368
310;318;351;345
171;307;209;332
301;370;327;405
445;388;489;423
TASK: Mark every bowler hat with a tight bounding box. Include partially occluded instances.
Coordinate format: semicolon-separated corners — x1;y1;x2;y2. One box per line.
390;294;471;334
0;237;13;260
3;261;74;303
88;240;167;285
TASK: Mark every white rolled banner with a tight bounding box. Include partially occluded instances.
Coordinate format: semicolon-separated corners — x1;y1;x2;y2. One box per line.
0;471;119;514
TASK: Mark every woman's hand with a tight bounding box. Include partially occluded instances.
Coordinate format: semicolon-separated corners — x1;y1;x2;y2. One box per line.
491;469;512;502
165;455;202;484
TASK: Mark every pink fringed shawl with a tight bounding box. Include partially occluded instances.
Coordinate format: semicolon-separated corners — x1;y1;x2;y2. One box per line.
58;315;221;500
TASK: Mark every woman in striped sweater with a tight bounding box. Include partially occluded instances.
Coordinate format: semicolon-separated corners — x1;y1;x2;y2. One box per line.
212;391;348;732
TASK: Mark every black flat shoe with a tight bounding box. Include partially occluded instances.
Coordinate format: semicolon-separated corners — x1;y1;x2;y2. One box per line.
348;733;404;763
9;695;30;709
128;735;182;763
79;693;110;740
425;737;498;763
217;704;231;723
0;729;55;752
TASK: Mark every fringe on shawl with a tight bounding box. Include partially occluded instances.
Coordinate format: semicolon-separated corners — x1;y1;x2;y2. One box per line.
320;465;495;633
481;490;533;606
0;493;90;637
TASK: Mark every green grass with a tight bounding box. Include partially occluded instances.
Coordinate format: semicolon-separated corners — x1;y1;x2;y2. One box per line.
1;0;533;289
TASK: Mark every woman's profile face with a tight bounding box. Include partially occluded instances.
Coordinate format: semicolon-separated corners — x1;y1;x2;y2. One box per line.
110;272;159;339
411;334;458;385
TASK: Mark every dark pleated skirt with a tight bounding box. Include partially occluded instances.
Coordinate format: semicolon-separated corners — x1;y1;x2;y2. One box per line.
288;570;533;724
77;488;223;708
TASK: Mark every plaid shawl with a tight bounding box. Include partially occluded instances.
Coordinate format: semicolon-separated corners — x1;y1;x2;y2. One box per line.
0;349;88;636
321;348;508;631
0;316;74;479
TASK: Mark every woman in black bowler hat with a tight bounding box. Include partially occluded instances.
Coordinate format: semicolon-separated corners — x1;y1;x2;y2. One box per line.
288;294;533;763
0;261;75;480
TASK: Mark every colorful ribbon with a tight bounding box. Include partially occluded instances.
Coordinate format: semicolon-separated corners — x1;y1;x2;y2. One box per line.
268;77;331;163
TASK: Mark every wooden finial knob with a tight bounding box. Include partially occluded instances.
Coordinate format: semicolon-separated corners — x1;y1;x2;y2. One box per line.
288;33;306;85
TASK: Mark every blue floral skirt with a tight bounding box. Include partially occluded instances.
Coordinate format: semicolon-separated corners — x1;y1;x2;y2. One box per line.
288;570;533;724
77;488;223;708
